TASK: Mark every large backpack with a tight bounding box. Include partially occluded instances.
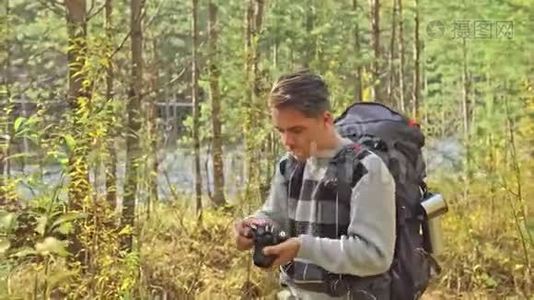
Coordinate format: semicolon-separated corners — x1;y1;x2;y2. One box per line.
334;102;441;299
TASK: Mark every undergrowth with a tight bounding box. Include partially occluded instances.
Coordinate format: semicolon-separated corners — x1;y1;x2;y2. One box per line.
1;179;532;299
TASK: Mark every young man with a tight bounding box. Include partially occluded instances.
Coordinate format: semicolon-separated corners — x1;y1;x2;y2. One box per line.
234;70;396;299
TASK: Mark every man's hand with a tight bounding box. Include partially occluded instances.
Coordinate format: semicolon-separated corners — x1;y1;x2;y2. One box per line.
233;218;268;251
262;237;301;269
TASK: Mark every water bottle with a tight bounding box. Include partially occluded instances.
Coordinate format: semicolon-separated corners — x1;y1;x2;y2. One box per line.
421;193;448;255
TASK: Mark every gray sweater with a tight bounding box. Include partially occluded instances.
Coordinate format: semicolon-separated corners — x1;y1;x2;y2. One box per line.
254;137;396;299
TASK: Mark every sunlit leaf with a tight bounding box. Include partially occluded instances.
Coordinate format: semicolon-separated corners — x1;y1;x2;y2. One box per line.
35;237;69;257
0;211;16;232
56;222;73;235
0;239;10;254
35;215;48;236
63;134;77;151
13;117;25;133
10;247;37;258
118;225;132;236
50;212;86;233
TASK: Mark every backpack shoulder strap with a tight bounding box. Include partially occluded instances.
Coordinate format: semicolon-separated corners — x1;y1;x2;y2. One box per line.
329;143;372;189
278;153;298;182
317;142;372;207
279;144;368;192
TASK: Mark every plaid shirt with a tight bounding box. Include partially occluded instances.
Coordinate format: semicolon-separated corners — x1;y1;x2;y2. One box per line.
255;137;396;298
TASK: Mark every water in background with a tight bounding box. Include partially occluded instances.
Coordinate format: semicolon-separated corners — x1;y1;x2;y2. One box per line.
9;137;463;203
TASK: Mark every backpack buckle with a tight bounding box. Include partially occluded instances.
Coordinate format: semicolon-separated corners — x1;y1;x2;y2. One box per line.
397;205;408;226
323;176;338;189
327;274;349;297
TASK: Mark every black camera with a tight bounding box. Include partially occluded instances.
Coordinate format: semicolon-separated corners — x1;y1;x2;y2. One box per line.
248;223;289;268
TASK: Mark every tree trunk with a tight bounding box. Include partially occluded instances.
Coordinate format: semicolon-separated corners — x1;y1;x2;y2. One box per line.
208;0;226;207
121;0;143;252
305;0;315;67
204;143;213;201
244;0;254;208
461;38;469;153
461;38;470;200
273;39;278;68
353;0;363;102
253;1;265;70
191;0;203;220
397;0;405;112
504;95;533;266
1;0;11;200
369;0;381;101
243;0;265;208
104;0;117;210
243;6;266;288
66;0;90;208
65;0;90;264
148;38;160;219
387;0;397;106
412;0;420;119
422;40;428;125
253;0;265;202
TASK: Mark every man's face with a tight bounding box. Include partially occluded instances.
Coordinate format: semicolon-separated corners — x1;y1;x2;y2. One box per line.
271;107;332;160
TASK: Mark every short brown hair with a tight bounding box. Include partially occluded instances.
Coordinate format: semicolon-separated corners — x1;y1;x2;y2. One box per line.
268;69;330;117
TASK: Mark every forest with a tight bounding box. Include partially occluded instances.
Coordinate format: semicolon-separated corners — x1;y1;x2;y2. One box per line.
0;0;533;299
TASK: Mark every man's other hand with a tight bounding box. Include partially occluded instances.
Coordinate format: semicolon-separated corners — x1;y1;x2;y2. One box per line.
262;237;301;269
233;217;267;251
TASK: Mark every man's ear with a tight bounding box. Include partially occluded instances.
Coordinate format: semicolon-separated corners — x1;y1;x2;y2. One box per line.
323;111;334;127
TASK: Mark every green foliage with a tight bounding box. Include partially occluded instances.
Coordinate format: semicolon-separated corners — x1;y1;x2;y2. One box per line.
138;205;279;298
1;0;533;298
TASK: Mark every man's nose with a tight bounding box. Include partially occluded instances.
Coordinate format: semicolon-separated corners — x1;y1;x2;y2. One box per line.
282;133;295;148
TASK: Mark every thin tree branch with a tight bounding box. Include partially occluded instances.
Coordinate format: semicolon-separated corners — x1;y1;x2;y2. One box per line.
37;0;64;15
143;0;166;31
140;67;187;98
88;0;96;15
87;4;105;21
110;0;165;58
110;31;133;59
110;6;147;58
